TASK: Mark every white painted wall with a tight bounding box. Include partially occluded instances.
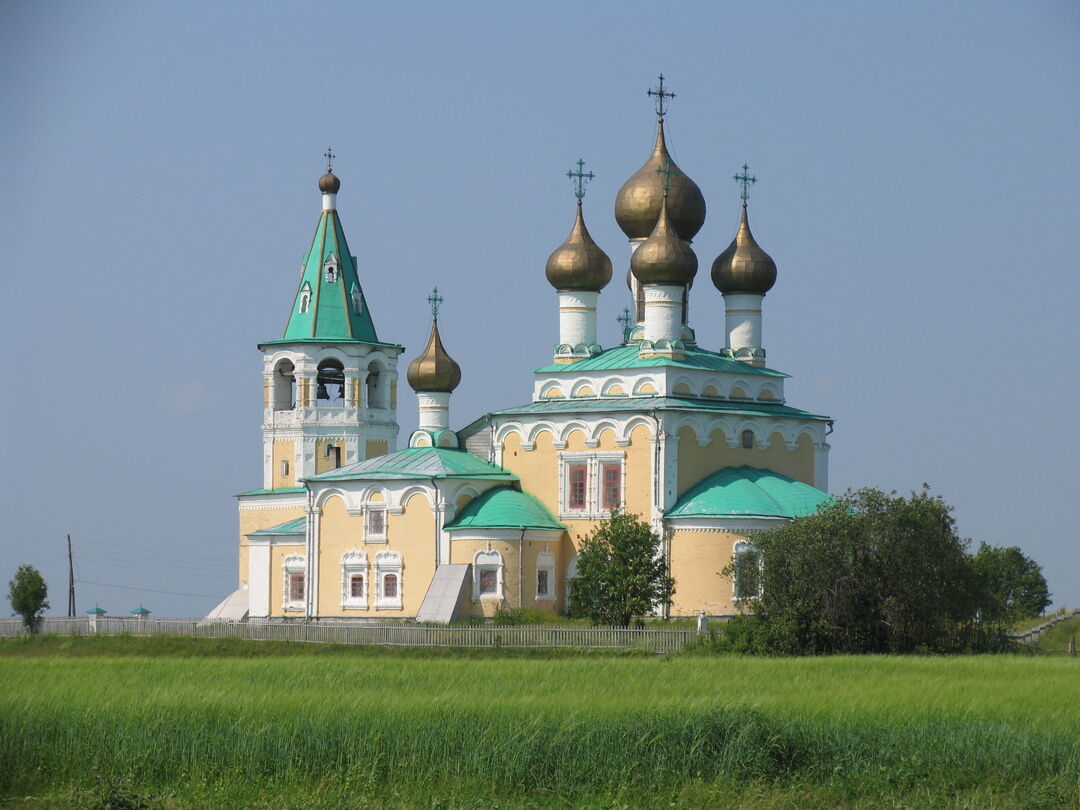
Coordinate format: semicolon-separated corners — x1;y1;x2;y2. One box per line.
724;292;764;351
558;290;598;348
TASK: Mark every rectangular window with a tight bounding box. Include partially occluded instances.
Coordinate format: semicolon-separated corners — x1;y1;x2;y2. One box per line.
568;465;587;510
536;569;549;597
288;573;305;602
601;463;622;510
367;510;385;538
479;568;498;595
349;574;364;599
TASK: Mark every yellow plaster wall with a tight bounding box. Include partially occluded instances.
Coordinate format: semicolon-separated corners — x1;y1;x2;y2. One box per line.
237;501;306;608
390;380;397;410
450;538;519;617
270;542;307;616
351;377;361;406
676;427;815;496
315;438;345;474
366;439;389;459
668;529;745;616
271;440;296;489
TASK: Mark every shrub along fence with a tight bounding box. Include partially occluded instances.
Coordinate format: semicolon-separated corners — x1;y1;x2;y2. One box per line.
0;617;695;653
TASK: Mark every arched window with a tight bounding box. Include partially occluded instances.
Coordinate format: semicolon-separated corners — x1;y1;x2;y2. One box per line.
536;550;555;601
316;359;345;408
272;359;296;411
366;362;385;409
325;443;341;469
733;541;762;601
741;430;755;449
282;554;306;612
350;283;363;315
473;550;503;600
341;549;368;609
299;292;310;313
375;550;403;610
324;256;338;283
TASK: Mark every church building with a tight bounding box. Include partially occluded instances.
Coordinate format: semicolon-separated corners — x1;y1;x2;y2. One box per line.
227;83;833;623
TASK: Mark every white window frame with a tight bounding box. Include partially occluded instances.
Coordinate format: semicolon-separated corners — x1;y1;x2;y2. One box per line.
324;254;339;284
535;550;555;601
365;507;387;543
556;451;626;519
340;549;368;610
350;282;363;315
282;554;306;612
732;540;763;602
375;550;403;610
473;549;504;600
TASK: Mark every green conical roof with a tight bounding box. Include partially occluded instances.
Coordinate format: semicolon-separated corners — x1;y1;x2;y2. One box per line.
279;202;379;343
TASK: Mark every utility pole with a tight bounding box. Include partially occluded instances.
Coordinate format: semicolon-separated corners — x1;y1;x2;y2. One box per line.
67;534;75;617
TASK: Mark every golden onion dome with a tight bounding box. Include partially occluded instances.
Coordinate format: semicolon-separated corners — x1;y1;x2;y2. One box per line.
630;195;698;286
406;320;461;393
318;171;341;194
711;204;777;295
545;202;613;291
614;119;706;241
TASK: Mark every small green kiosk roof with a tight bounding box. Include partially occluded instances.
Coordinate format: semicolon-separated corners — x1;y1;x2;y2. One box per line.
445;487;566;532
667;466;830;520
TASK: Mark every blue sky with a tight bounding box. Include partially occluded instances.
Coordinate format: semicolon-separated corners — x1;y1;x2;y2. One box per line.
2;1;1078;616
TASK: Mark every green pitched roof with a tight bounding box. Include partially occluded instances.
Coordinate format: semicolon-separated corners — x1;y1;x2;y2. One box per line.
235;486;307;497
248;517;307;536
494;396;829;421
445;487;565;532
533;345;787;377
667;466;830;520
272;208;379;343
306;446;518;483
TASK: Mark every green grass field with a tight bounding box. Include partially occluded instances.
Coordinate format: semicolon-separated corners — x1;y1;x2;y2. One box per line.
0;636;1078;809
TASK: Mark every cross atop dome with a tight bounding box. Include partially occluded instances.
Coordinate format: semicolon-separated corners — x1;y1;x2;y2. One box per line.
427;287;444;321
657;161;681;196
733;163;757;205
647;74;676;120
324;147;336;173
567;159;595;202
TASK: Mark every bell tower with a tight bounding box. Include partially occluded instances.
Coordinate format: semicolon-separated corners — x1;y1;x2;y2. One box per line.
257;156;403;489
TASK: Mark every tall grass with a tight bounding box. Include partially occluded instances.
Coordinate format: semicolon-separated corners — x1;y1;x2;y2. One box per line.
1;639;1078;807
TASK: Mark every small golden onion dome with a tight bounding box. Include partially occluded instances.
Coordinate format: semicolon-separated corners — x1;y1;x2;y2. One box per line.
318;171;341;194
711;205;777;295
407;320;462;393
630;196;698;285
614;119;706;241
545;202;613;291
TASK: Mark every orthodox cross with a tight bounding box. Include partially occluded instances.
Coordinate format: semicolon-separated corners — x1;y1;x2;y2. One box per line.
427;287;444;321
324;147;336;173
617;307;633;332
647;74;676;119
733;163;757;204
657;161;681;195
567;159;595;202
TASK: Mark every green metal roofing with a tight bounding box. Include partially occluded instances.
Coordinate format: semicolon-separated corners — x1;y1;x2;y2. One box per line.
249;517;307;536
533;345;787;377
445;487;566;532
235;487;306;497
667;466;830;520
494;395;829;421
306;446;518;483
274;208;379;343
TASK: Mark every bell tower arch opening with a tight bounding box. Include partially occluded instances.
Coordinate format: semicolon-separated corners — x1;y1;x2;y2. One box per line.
316;358;345;408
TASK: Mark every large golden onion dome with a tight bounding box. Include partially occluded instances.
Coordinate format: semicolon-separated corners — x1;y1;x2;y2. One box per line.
545;202;613;291
614;120;706;241
318;171;341;194
630;196;698;286
406;320;461;393
711;204;777;295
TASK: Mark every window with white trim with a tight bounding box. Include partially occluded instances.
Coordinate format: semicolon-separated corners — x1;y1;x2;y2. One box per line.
733;541;762;601
557;451;626;518
741;430;755;449
473;549;503;599
282;554;306;612
375;550;403;609
536;550;555;601
366;508;386;542
324;255;339;283
341;549;368;609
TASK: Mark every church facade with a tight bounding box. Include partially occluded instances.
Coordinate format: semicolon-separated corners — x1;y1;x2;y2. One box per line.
230;93;832;623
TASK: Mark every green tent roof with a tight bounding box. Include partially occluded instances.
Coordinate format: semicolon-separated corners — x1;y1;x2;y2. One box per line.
248;517;307;536
306;446;518;483
667;466;830;520
270;206;379;343
533;345;787;377
445;487;566;532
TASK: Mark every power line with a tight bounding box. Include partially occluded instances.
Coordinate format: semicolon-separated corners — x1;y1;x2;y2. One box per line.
74;552;236;579
77;537;236;564
75;578;225;599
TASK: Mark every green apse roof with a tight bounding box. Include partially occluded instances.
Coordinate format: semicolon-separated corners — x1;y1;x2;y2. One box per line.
494;396;829;421
269;206;380;343
306;446;518;483
533;345;788;377
248;517;307;536
445;487;566;532
667;466;831;520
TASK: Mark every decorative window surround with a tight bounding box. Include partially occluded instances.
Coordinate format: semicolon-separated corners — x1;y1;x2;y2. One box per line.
536;550;555;601
473;549;504;600
365;508;387;543
375;550;403;610
282;554;306;612
341;549;368;610
556;451;626;519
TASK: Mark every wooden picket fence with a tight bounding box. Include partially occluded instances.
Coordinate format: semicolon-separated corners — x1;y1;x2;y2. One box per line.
0;617;695;653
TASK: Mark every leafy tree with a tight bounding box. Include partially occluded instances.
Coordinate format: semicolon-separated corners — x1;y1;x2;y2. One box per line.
8;565;49;633
729;487;981;653
569;511;675;626
970;543;1050;622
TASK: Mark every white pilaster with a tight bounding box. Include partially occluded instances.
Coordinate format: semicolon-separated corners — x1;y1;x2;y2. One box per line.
248;544;270;618
417;391;451;431
643;284;684;343
558;290;598;348
724;292;764;352
814;441;831;492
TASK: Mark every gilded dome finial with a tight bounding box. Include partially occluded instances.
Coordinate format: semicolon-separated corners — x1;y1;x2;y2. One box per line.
318;147;340;194
630;193;698;286
546;160;613;292
407;290;461;393
646;73;676;120
711;167;777;295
